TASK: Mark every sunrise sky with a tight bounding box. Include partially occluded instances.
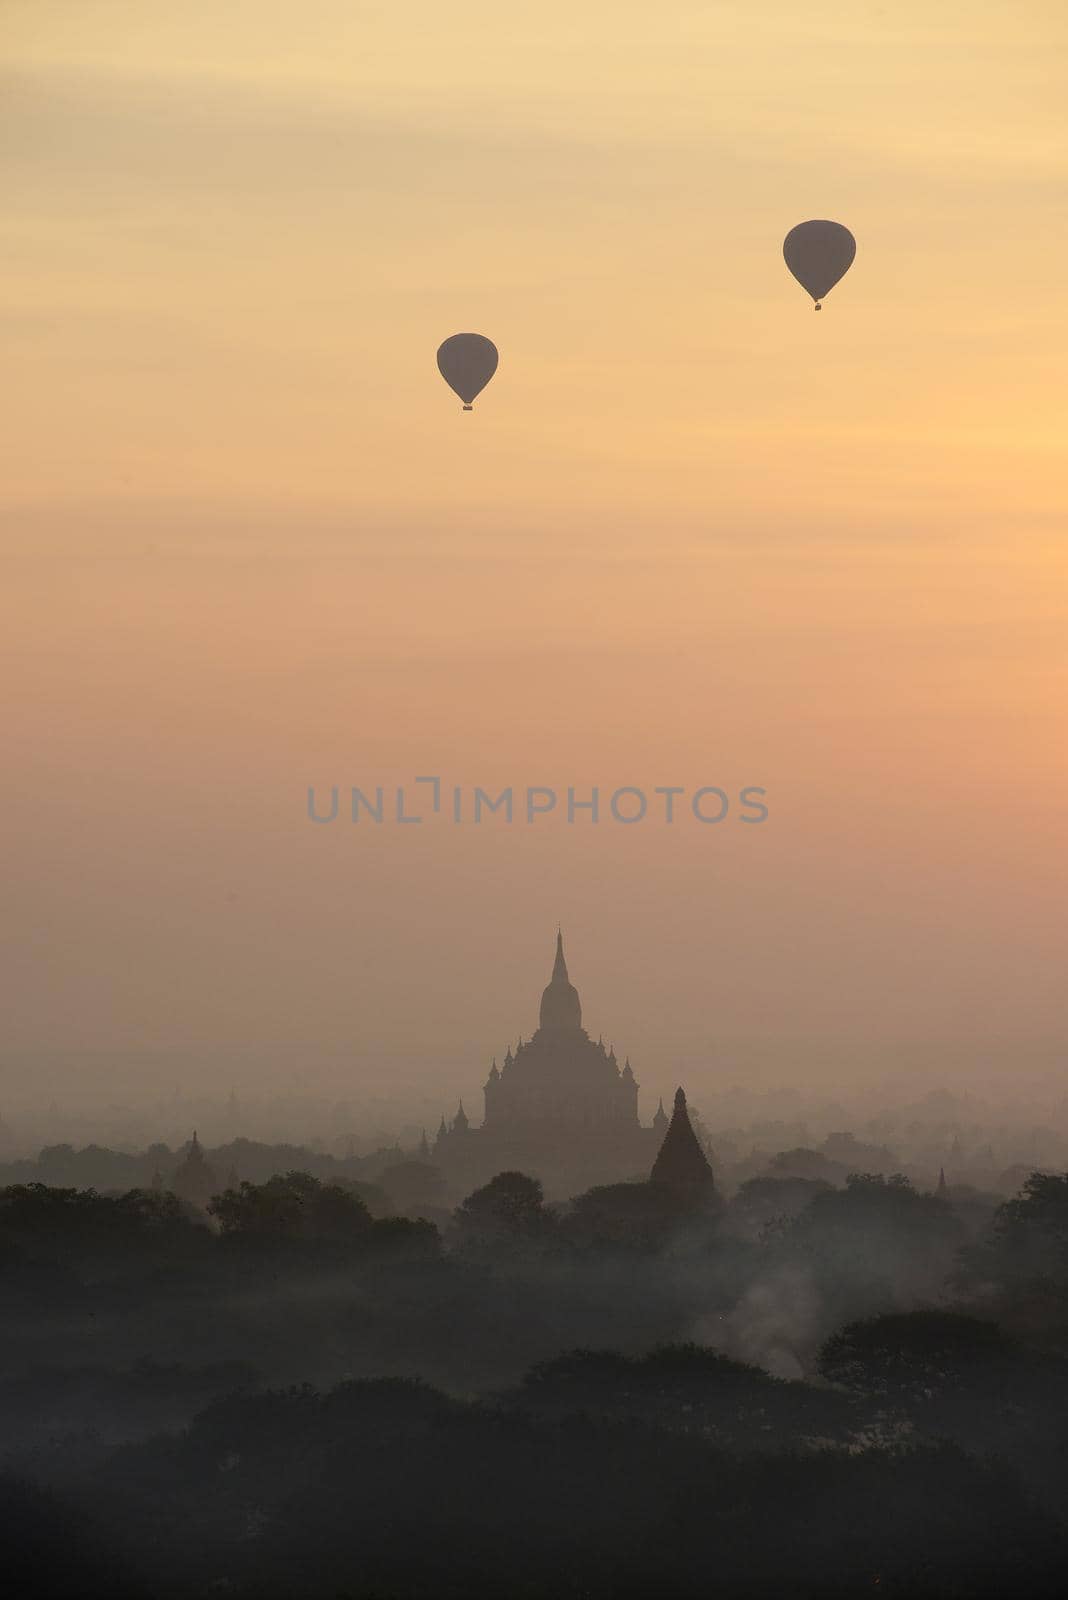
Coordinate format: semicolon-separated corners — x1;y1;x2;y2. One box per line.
2;1;1066;1115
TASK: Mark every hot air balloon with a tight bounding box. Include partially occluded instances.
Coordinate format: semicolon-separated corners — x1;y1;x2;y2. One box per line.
783;221;856;310
436;333;498;410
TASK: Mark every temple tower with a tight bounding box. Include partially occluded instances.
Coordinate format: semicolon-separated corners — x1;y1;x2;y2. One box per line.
539;930;583;1033
649;1088;716;1198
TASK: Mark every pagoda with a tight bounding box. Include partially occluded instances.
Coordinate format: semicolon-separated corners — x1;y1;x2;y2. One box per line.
649;1088;716;1199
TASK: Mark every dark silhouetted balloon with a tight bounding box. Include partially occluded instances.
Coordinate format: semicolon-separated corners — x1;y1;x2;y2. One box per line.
436;333;499;409
783;221;856;310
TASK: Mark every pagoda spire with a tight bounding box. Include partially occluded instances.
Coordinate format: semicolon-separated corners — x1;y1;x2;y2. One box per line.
650;1087;716;1198
539;931;582;1033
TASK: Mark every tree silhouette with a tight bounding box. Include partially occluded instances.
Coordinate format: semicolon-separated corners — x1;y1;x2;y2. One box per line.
209;1171;372;1242
962;1172;1068;1292
453;1171;553;1255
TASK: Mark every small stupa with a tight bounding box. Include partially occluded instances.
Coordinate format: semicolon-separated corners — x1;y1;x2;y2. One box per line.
649;1088;716;1199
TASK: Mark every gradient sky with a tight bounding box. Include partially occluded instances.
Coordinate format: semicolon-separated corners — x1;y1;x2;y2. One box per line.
2;1;1066;1117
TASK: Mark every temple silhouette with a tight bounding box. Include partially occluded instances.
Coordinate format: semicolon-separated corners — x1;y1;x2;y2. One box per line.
170;1130;218;1210
650;1087;717;1198
432;933;704;1198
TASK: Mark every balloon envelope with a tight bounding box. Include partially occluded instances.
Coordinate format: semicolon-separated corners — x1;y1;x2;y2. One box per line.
436;333;499;408
783;221;856;305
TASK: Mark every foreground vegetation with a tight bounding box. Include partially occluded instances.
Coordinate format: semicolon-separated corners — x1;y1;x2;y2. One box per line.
2;1166;1068;1596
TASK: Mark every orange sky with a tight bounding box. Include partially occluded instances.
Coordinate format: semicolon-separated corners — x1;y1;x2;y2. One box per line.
2;1;1066;1114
